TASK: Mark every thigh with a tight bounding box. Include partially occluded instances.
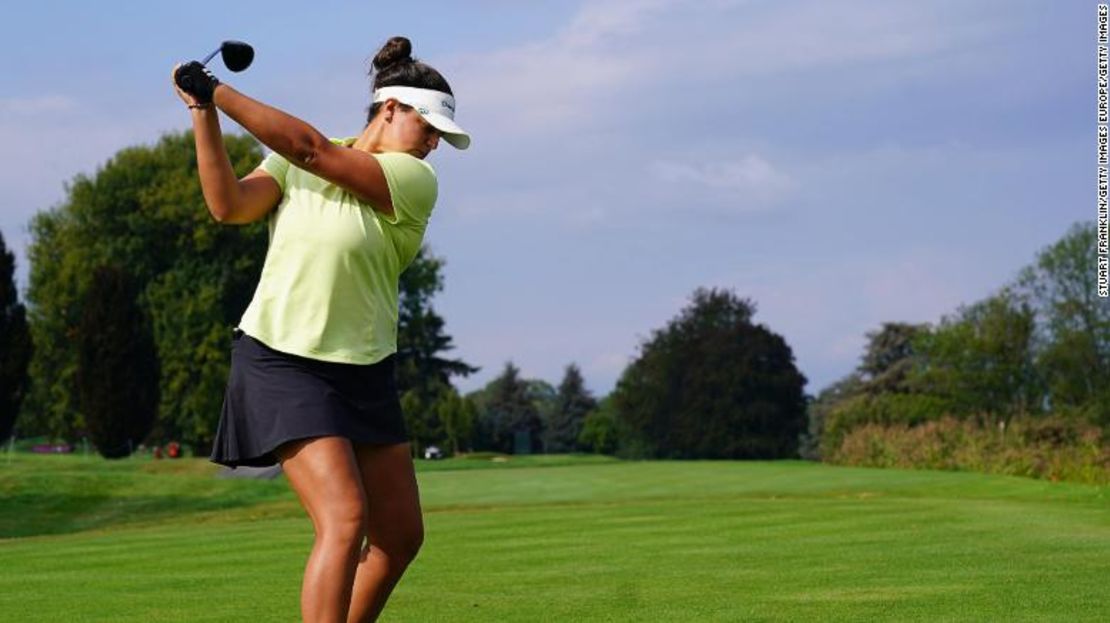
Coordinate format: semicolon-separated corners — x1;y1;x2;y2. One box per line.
277;436;366;528
353;442;423;548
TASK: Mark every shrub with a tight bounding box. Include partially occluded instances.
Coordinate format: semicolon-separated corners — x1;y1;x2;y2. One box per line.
829;415;1109;485
820;392;956;457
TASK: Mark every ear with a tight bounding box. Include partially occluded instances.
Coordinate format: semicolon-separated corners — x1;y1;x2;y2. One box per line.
384;98;399;122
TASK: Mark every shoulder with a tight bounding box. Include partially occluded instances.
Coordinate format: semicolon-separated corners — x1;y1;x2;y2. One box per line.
371;151;438;206
371;151;437;180
325;137;437;180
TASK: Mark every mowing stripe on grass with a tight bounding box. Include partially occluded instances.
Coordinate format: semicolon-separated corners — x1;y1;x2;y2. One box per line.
1;457;1106;621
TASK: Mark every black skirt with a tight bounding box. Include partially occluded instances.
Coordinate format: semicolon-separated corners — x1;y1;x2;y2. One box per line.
210;330;408;468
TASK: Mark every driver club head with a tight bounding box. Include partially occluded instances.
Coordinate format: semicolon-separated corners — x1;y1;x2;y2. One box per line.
200;40;254;72
220;40;254;72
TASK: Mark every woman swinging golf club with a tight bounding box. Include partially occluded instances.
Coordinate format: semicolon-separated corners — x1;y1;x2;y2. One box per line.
171;36;469;622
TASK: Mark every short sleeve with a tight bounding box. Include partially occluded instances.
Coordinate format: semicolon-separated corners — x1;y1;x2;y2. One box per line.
371;152;438;229
258;151;291;193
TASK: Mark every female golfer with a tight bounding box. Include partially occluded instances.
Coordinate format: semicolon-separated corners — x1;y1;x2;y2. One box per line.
171;36;469;622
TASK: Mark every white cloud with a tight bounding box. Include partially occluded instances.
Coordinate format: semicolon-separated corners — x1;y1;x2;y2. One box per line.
449;42;643;131
586;351;634;378
443;0;686;133
688;1;1000;80
651;155;793;204
444;0;1004;137
560;0;683;47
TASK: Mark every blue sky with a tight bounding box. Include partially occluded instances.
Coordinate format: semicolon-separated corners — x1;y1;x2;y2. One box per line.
0;0;1092;398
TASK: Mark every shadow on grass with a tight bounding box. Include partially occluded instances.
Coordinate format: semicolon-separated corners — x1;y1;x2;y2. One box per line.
0;453;622;539
0;487;291;539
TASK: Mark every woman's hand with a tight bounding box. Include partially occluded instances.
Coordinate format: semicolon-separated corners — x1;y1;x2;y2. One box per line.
171;63;204;108
171;62;220;107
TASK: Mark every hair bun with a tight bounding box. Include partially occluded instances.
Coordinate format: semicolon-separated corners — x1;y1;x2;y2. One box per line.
373;36;414;72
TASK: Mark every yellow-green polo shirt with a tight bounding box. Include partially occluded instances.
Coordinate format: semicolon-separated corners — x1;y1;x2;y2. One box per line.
237;138;438;363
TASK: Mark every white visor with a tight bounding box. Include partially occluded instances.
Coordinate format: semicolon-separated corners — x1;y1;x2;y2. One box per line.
373;86;470;150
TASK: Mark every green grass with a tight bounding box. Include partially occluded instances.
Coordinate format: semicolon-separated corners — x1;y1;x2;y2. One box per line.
1;453;1107;621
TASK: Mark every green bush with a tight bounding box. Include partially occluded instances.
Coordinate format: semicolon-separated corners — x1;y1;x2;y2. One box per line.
578;408;618;455
829;415;1109;485
820;392;956;457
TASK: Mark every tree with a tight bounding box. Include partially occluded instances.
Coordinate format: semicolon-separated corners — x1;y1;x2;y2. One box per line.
1014;221;1110;424
804;323;932;458
0;231;32;443
799;372;864;461
22;131;474;452
612;287;808;459
76;266;159;458
24;131;269;447
389;247;480;456
912;288;1042;420
859;322;928;394
817;291;1040;456
397;386;435;455
579;394;618;455
437;388;477;455
476;362;543;454
543;363;597;453
395;247;479;407
805;321;963;459
524;378;556;452
810;221;1108;460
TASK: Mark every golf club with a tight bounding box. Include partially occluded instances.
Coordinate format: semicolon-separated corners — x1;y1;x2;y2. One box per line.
201;40;254;72
175;40;253;103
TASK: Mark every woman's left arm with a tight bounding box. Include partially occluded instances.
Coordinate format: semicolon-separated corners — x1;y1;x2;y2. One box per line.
212;84;395;216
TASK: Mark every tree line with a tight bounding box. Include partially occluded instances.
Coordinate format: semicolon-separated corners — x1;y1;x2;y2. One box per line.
800;222;1109;481
0;132;810;460
383;286;811;463
0;132;1105;478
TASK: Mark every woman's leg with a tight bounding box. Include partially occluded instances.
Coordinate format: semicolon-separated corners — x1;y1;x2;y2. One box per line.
277;436;368;623
346;442;425;623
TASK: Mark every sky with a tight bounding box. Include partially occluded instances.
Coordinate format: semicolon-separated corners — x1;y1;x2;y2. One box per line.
0;0;1093;398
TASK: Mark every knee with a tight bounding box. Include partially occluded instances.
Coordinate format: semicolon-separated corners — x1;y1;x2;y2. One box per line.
380;518;424;568
318;501;367;548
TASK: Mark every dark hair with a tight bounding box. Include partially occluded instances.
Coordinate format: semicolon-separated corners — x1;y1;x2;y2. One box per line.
366;36;453;124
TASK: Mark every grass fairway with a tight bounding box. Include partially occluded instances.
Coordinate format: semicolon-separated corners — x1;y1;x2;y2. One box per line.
1;454;1107;621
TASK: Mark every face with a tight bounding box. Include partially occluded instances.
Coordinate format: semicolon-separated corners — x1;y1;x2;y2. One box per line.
384;101;441;159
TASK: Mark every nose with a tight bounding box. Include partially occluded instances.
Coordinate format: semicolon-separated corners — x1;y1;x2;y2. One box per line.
427;131;440;151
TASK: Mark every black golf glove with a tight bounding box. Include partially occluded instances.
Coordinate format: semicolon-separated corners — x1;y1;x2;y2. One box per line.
174;61;220;105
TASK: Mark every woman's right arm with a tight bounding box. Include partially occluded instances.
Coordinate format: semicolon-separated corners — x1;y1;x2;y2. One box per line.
175;64;281;225
190;107;282;224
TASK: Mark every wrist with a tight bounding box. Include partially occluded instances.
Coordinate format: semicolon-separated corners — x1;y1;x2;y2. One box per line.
189;103;216;119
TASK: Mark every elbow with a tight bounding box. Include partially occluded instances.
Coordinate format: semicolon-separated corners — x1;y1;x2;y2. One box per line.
206;184;248;224
293;134;327;172
207;202;233;224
